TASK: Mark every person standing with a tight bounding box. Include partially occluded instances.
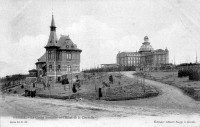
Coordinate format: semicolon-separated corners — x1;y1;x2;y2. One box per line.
43;81;46;90
47;81;50;90
62;76;69;91
109;75;114;84
75;75;80;89
98;88;102;100
31;82;36;98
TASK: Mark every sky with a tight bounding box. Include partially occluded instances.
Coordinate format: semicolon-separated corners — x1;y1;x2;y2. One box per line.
0;0;200;77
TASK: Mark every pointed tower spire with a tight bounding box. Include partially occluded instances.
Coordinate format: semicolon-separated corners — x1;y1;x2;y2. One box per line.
45;15;58;48
50;15;56;31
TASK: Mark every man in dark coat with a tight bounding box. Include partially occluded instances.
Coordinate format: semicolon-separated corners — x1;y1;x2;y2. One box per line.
109;75;113;84
98;88;102;100
62;77;69;91
31;82;36;98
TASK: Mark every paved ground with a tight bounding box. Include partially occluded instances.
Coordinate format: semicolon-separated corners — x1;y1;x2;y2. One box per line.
1;71;200;127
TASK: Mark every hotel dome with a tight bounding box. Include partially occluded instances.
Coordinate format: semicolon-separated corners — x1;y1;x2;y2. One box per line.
139;36;153;52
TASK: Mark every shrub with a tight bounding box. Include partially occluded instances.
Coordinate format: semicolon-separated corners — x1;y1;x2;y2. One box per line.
178;69;200;81
13;91;17;94
178;69;190;77
188;69;200;81
183;87;195;96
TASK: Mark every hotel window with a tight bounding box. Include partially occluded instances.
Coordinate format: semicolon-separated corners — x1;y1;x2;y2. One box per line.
66;65;71;72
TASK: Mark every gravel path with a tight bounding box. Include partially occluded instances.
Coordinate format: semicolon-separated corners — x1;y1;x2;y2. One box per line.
0;71;200;125
121;71;200;113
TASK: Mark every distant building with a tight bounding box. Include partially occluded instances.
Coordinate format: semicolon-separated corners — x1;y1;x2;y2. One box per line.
117;36;169;70
35;15;82;82
117;52;141;67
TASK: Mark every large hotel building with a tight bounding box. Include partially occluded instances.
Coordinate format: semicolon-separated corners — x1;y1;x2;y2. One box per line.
117;36;169;70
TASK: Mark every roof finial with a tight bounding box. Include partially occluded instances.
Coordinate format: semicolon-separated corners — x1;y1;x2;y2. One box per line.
51;14;56;27
51;0;54;15
196;51;198;63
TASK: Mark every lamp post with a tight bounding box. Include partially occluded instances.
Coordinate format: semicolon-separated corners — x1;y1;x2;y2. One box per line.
69;70;73;100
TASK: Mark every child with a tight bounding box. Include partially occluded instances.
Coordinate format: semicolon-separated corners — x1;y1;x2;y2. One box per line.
43;81;46;90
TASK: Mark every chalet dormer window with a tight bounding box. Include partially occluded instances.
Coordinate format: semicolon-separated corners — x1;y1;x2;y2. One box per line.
66;52;72;60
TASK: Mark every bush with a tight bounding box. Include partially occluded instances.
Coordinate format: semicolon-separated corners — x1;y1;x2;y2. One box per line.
179;69;200;81
183;87;195;96
188;70;200;81
13;91;17;94
178;69;190;77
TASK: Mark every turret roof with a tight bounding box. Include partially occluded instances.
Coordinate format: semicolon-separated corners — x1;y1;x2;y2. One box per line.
57;35;82;51
36;53;46;64
45;15;59;48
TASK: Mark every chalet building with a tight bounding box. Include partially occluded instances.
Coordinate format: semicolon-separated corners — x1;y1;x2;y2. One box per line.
35;15;82;82
117;36;169;70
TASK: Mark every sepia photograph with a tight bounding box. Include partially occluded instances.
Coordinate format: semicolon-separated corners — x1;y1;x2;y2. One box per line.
0;0;200;127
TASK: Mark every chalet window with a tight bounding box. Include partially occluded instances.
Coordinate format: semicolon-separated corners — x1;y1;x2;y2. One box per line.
48;50;53;60
66;52;72;60
49;77;52;81
49;65;52;71
56;51;62;60
66;65;71;72
69;53;72;59
57;65;61;71
77;53;80;59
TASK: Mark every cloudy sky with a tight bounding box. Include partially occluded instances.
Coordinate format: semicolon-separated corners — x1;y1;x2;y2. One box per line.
0;0;200;77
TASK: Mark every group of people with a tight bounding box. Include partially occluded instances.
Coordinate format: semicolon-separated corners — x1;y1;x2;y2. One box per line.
24;82;37;98
99;75;114;99
61;75;80;93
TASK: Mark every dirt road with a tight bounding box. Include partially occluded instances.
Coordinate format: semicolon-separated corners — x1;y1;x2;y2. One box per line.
121;72;200;113
0;71;200;127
